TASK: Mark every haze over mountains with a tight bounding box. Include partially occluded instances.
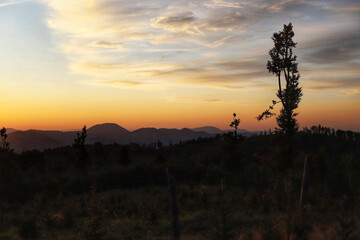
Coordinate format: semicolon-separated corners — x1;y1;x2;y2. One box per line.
6;123;253;152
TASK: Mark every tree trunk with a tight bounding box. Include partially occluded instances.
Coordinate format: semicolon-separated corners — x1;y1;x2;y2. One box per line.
166;167;180;240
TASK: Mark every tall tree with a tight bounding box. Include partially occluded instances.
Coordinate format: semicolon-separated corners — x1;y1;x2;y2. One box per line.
257;23;302;136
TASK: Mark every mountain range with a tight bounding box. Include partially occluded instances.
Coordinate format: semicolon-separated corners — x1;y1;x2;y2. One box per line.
6;123;254;152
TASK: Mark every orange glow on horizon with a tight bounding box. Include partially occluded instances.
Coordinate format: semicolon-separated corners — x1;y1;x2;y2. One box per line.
3;97;359;132
0;1;359;133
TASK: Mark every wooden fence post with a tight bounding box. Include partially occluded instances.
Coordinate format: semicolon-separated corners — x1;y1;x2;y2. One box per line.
300;155;311;209
166;167;180;240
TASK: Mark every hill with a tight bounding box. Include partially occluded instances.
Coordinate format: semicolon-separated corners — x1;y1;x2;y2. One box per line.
87;123;131;144
192;126;224;134
7;130;62;152
6;123;212;152
132;127;210;145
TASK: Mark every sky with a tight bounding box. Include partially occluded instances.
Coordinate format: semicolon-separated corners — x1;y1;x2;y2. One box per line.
0;0;359;131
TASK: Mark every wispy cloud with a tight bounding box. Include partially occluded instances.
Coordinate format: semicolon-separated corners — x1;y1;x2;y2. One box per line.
41;0;360;94
302;30;360;64
213;36;232;47
203;0;243;9
0;0;26;8
304;75;360;97
89;41;125;50
152;12;202;35
174;96;222;103
100;80;145;87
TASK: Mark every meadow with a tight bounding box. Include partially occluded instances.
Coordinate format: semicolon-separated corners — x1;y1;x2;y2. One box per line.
0;125;359;240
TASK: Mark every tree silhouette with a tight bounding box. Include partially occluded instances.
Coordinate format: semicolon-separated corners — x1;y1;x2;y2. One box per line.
73;125;88;164
74;125;87;147
0;127;10;152
229;113;240;137
257;23;302;136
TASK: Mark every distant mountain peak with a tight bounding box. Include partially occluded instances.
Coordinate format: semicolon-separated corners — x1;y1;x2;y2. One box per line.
89;123;122;128
88;123;130;134
192;126;224;134
7;123;220;152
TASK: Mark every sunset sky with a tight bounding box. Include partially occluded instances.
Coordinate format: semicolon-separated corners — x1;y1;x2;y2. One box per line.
0;0;359;131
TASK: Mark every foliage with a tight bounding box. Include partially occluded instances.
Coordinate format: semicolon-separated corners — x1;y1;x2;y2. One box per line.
259;219;282;240
0;127;358;239
330;213;358;240
82;186;109;240
17;216;40;240
204;185;237;240
73;125;88;165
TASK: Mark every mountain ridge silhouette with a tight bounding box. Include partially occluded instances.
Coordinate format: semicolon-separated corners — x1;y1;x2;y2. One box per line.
6;123;210;152
6;123;257;152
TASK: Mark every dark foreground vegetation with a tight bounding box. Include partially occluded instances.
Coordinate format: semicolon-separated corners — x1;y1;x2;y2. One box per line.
0;125;359;240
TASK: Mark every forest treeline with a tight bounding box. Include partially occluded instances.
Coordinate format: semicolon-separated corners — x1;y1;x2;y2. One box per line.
0;125;359;239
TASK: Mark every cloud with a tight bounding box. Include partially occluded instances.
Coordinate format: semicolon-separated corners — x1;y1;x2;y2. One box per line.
0;0;26;8
174;96;222;103
214;57;266;71
315;0;360;18
341;88;360;97
212;36;232;47
203;98;221;102
152;12;201;35
203;0;243;9
202;8;248;31
302;30;360;64
306;47;358;64
305;76;360;93
140;62;265;90
100;80;145;87
41;0;360;92
89;41;125;50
